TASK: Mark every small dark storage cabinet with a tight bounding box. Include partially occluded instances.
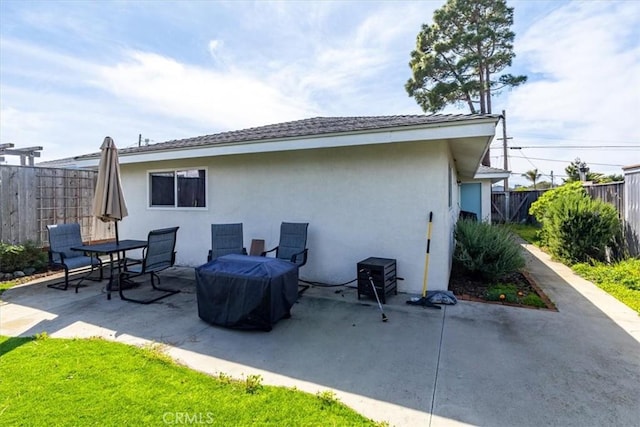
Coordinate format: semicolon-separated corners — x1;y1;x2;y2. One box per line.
357;257;397;304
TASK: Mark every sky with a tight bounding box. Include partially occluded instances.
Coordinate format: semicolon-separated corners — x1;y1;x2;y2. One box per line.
1;0;639;187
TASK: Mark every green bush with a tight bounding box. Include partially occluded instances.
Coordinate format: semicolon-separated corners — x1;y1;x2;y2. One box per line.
529;182;586;223
529;182;585;246
544;192;619;264
0;241;48;273
453;220;525;280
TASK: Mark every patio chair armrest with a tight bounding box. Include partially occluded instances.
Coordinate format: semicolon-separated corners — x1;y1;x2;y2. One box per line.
291;248;308;265
122;257;143;272
261;246;278;257
48;249;66;266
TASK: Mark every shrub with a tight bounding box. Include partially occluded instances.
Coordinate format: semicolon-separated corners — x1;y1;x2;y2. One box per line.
529;182;586;223
453;220;525;281
0;241;48;273
529;182;585;246
544;192;619;264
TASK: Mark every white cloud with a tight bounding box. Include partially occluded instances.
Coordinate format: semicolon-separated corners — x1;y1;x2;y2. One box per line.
207;39;225;65
3;0;635;176
503;1;640;182
94;50;318;130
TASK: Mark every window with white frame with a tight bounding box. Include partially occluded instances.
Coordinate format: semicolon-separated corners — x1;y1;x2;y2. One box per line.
148;168;206;208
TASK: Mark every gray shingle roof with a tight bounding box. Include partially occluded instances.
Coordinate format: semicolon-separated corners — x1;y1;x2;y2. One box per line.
44;113;500;164
476;165;509;174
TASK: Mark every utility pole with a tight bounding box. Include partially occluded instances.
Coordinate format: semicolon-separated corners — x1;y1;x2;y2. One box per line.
499;110;512;222
502;109;509;191
138;134;142;147
550;171;554;188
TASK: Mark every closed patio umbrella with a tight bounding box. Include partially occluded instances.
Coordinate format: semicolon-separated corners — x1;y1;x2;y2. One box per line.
93;136;128;244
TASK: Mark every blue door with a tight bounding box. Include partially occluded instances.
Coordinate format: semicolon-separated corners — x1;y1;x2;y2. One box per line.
460;183;482;220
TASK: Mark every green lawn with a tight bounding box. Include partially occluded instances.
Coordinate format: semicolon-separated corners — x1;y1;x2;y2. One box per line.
0;280;16;295
0;335;377;426
0;279;17;295
505;223;541;245
572;259;640;315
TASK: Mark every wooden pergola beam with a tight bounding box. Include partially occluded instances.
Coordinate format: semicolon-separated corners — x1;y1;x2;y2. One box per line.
0;149;42;157
0;145;44;166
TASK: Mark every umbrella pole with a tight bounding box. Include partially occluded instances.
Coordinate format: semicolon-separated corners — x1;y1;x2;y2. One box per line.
115;221;120;245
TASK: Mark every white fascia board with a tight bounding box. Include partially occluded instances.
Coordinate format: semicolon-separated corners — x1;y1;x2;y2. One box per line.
474;171;511;179
70;118;498;168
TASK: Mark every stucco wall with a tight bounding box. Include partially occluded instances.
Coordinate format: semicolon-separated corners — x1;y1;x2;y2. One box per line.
118;140;456;293
480;180;492;222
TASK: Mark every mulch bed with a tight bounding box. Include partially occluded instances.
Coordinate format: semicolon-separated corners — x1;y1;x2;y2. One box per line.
449;267;557;311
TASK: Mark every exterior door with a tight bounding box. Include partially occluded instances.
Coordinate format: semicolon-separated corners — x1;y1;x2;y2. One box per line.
460;182;482;220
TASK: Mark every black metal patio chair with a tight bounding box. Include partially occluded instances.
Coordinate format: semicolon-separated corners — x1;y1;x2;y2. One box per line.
46;223;103;292
261;222;309;267
208;223;247;261
119;226;180;304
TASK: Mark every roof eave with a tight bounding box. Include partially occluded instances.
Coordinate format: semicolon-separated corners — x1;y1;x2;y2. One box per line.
64;116;500;169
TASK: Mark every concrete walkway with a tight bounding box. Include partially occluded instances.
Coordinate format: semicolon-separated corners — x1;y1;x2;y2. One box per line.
1;245;639;426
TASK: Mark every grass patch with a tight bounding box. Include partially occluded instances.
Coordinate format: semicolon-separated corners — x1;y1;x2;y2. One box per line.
521;292;546;308
573;259;640;314
484;282;547;308
0;279;19;296
486;283;518;303
506;223;541;245
0;336;376;426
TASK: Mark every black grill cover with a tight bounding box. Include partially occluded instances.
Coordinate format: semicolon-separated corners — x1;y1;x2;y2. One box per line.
195;254;299;331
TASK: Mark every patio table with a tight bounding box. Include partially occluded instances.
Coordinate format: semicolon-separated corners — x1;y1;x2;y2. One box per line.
71;239;147;300
195;254;299;331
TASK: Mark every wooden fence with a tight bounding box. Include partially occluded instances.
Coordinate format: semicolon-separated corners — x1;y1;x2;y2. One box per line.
492;179;639;256
491;190;544;223
584;182;625;218
0;165;112;246
492;182;628;223
623;168;639;256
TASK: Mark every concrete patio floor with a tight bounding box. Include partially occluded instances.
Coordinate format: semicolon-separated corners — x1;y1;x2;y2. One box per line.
1;244;639;426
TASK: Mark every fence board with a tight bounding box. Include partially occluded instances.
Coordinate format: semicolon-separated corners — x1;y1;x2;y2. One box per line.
585;182;624;219
623;170;639;256
491;190;544;223
0;165;112;246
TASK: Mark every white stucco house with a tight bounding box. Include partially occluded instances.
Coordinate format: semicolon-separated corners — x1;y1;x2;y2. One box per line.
48;114;502;293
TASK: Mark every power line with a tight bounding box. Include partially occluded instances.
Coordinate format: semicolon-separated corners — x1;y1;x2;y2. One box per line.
491;145;639;149
490;145;640;151
510;170;569;178
515;135;640;144
508;155;623;167
512;145;640;149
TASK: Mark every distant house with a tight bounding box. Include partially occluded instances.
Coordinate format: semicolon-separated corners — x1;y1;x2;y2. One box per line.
48;114;501;293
